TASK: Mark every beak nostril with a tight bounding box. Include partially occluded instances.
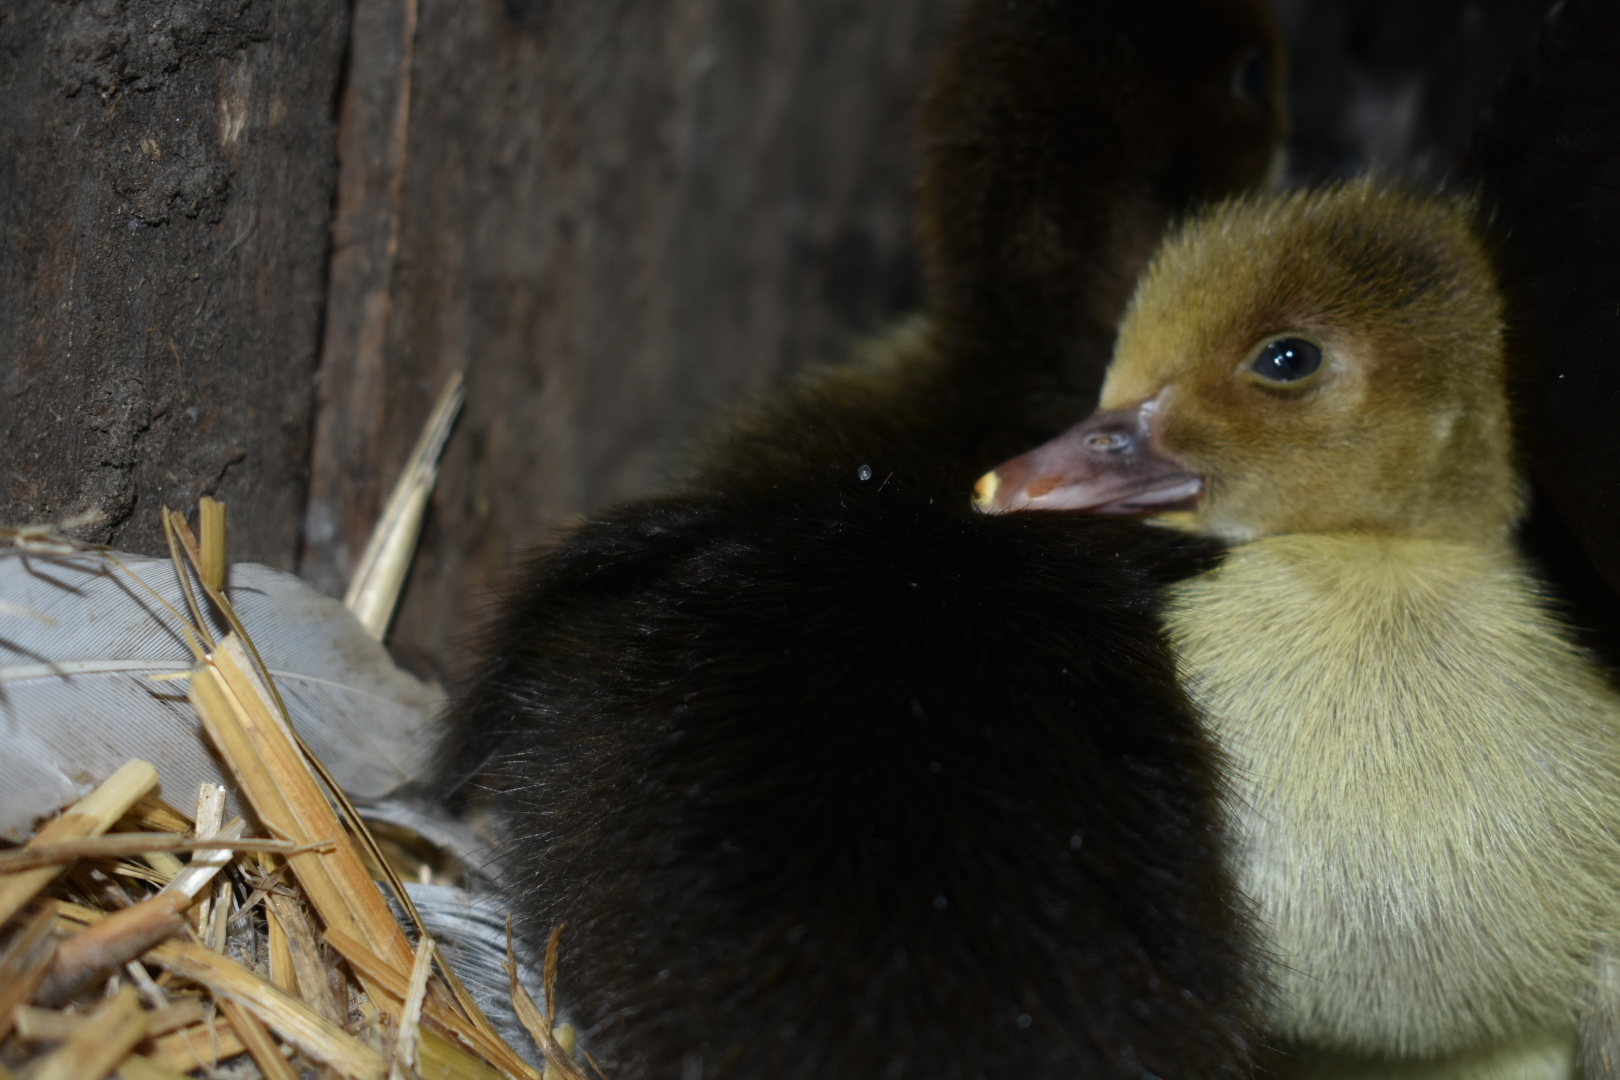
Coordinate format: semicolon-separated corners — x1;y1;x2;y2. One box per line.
1083;431;1132;453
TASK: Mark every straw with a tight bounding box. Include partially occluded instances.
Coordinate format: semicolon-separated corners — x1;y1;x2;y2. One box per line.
0;410;586;1078
0;760;159;926
344;371;465;640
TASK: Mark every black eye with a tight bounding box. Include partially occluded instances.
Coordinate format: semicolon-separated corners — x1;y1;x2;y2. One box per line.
1251;338;1322;383
1231;50;1270;103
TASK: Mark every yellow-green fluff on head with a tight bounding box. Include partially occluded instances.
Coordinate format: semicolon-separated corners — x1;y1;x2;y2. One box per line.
1103;180;1519;544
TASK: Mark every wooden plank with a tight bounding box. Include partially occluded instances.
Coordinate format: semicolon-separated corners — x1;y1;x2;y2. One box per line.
0;0;348;567
301;0;955;674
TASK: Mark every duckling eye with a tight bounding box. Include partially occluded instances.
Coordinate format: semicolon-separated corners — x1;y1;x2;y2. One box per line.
1251;338;1322;383
1231;50;1270;103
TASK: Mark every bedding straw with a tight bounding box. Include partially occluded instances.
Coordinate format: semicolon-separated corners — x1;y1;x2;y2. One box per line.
344;371;465;640
0;760;159;926
0;384;575;1079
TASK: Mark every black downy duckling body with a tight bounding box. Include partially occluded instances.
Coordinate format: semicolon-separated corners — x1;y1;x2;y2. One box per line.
437;0;1287;1076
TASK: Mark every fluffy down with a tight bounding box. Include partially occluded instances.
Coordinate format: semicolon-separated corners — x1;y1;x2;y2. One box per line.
980;181;1620;1077
443;473;1247;1079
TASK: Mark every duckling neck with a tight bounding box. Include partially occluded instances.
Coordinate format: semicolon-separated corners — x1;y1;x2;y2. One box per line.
1167;532;1620;1061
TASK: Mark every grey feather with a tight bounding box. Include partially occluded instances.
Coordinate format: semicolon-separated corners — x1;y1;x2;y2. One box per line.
402;882;546;1068
0;551;445;839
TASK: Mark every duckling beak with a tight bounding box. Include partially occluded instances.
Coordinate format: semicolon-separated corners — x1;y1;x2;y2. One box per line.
973;395;1202;515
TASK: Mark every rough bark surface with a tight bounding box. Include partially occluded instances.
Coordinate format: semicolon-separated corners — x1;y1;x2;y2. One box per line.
300;0;954;677
0;0;348;568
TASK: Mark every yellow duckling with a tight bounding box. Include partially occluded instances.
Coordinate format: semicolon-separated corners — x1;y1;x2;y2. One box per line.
976;180;1620;1079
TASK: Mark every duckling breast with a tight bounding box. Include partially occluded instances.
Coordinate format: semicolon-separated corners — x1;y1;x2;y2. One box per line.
1167;534;1620;1057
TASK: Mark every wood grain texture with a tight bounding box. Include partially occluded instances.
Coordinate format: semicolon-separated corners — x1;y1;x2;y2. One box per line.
0;0;348;567
300;0;956;677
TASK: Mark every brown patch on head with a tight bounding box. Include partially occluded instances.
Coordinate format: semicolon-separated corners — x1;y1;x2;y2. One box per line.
1101;181;1520;542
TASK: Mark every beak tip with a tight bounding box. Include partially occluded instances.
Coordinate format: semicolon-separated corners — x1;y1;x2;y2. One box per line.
972;470;1000;513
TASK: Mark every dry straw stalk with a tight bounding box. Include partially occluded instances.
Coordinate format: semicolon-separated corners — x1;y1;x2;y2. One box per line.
1;387;564;1079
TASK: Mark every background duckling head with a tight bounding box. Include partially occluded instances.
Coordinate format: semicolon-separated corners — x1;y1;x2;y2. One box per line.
976;182;1523;545
918;0;1286;387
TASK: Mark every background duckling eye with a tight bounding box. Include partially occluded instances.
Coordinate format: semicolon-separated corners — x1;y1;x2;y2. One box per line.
1251;338;1322;383
1230;50;1270;105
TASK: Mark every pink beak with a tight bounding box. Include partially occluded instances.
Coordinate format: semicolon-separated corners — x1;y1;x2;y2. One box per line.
973;396;1202;515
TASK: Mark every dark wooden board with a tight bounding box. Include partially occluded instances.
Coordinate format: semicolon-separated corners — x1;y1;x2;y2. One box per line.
299;0;956;677
0;0;348;568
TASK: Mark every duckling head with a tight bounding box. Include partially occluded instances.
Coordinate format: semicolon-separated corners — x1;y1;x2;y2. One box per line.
974;182;1522;544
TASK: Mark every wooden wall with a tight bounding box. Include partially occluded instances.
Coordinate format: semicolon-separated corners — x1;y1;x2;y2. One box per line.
0;0;349;569
0;0;955;679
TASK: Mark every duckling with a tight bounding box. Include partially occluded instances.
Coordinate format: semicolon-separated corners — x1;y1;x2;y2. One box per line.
437;0;1288;1075
976;180;1620;1078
